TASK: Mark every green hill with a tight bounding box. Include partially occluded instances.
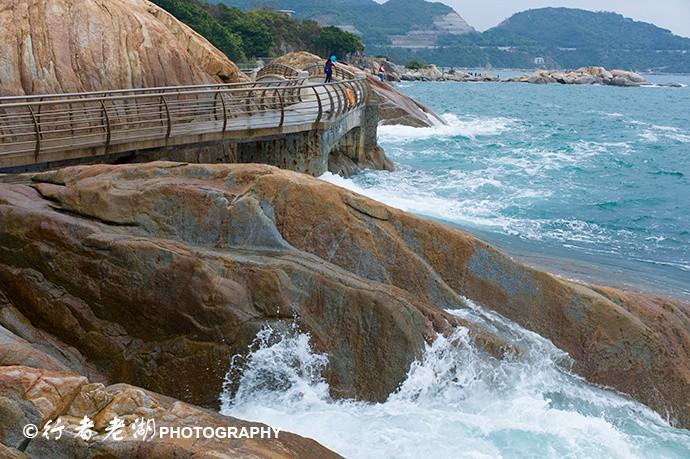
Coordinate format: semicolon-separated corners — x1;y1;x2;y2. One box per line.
484;8;690;51
158;1;690;72
380;7;690;72
217;2;690;72
217;0;472;44
151;0;363;61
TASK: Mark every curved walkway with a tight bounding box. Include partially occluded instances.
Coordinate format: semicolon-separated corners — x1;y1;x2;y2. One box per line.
0;75;368;171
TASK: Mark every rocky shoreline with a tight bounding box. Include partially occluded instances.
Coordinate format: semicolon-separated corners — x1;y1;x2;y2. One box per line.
354;57;684;87
1;162;688;458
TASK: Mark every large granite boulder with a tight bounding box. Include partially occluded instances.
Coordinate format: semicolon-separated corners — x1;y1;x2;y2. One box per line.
0;162;688;429
526;71;557;84
611;69;647;83
401;65;444;81
365;74;445;126
355;57;402;82
0;162;508;410
0;365;340;458
576;66;613;81
0;0;246;96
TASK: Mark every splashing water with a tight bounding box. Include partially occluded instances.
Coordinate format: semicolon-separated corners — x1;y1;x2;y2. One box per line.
221;323;329;407
378;113;520;142
220;303;690;458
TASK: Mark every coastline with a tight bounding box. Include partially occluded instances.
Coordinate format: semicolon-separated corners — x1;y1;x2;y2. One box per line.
453;222;690;302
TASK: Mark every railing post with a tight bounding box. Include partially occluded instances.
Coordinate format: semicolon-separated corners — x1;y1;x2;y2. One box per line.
312;86;323;125
275;88;285;127
359;79;368;105
323;85;335;120
213;91;228;133
332;82;343;118
100;99;111;153
337;82;346;117
220;92;228;133
160;95;171;139
246;83;258;117
27;104;41;161
344;81;354;113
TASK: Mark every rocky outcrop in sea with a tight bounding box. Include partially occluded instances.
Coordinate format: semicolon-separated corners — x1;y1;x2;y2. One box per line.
1;162;688;451
352;58;684;87
507;66;651;86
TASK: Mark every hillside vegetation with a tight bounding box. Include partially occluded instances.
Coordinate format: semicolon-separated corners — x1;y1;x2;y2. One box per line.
217;1;690;72
220;0;455;44
374;7;690;72
151;0;364;61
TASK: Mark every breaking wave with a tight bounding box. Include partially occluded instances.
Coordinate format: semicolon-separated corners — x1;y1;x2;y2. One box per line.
377;113;519;142
220;304;690;458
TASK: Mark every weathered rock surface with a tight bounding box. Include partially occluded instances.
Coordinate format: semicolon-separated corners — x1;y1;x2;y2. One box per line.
507;66;652;87
272;52;445;127
365;74;445;126
0;162;688;430
0;162;508;410
0;0;246;96
0;365;340;458
352;56;403;82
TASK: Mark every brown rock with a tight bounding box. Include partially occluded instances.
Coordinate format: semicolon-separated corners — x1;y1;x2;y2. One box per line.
0;0;246;96
0;162;687;430
0;162;506;412
0;365;87;426
0;366;340;458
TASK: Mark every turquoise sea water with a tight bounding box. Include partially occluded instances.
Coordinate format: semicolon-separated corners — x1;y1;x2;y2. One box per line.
326;76;690;299
221;78;690;458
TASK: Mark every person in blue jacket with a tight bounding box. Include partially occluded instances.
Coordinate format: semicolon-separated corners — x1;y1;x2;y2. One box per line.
325;55;336;83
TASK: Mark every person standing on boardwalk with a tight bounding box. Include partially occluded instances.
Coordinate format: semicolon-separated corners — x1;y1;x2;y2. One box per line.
325;55;336;83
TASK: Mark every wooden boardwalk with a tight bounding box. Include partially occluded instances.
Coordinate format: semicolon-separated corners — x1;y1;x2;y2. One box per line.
0;78;367;172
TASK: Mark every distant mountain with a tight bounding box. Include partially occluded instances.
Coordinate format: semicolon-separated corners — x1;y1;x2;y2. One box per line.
374;7;690;72
217;0;475;45
484;8;690;51
209;3;690;72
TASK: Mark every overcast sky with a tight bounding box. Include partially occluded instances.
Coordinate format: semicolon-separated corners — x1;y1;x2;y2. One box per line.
435;0;690;37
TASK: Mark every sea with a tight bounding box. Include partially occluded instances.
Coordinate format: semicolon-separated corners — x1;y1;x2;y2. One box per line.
221;75;690;458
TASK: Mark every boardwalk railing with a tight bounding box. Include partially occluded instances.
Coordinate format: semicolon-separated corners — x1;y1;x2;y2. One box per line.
255;63;304;81
304;63;359;81
0;77;367;167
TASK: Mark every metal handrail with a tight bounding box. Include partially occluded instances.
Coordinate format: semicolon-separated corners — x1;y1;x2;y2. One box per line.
255;63;302;80
0;77;367;164
0;80;265;103
304;63;359;81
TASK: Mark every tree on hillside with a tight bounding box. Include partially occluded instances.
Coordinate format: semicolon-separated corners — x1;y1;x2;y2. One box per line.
214;5;274;57
152;0;247;61
152;0;365;62
315;26;365;58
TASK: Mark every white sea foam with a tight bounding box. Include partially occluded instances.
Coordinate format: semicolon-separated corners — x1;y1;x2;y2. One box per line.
220;304;690;458
377;113;519;142
636;123;690;143
319;170;516;230
319;170;620;247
